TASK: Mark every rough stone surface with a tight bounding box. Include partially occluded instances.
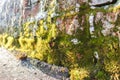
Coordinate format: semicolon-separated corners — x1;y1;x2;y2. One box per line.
29;59;70;79
0;0;21;27
106;12;119;23
101;21;115;36
95;12;104;23
0;48;69;80
90;0;117;6
0;0;119;29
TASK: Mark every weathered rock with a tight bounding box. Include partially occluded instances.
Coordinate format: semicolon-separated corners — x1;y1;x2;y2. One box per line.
95;12;104;23
90;0;117;6
22;0;41;18
0;0;48;27
57;15;80;35
106;12;119;23
101;20;115;36
94;11;117;36
67;16;79;35
0;48;61;80
89;13;95;35
29;58;70;79
58;0;78;10
0;0;21;27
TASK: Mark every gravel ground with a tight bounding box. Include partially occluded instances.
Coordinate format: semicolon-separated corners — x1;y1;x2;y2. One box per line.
0;47;69;80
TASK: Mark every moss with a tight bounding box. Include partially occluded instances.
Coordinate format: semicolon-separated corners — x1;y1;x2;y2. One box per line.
70;68;89;80
114;16;120;27
2;34;8;46
18;37;27;49
104;60;120;80
4;36;14;48
95;71;108;80
0;1;120;79
0;35;3;46
112;4;120;12
78;3;107;16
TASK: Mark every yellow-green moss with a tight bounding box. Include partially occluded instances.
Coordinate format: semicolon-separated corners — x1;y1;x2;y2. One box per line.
70;68;89;80
0;35;3;46
104;60;120;80
4;36;14;48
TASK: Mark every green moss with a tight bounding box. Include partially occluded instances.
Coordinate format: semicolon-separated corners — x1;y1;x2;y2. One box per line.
0;1;120;79
70;68;89;80
95;71;108;80
5;36;14;48
0;35;3;46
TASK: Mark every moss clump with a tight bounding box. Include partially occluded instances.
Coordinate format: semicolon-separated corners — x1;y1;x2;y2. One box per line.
104;60;120;80
4;36;14;48
0;35;3;46
70;68;89;80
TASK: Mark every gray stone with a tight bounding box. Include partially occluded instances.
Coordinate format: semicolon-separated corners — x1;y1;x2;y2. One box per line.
0;0;22;27
95;12;104;23
90;0;117;6
29;58;70;79
106;12;118;23
0;48;60;80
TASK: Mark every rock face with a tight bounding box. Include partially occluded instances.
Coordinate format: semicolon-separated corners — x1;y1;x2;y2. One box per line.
0;0;21;27
0;0;46;27
0;48;58;80
29;58;69;79
90;0;117;6
0;0;120;42
0;48;69;80
0;0;119;29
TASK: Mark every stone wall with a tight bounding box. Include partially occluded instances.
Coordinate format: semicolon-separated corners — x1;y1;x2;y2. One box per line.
0;0;120;41
21;0;120;36
0;0;120;51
